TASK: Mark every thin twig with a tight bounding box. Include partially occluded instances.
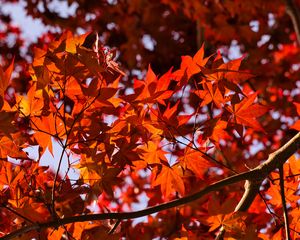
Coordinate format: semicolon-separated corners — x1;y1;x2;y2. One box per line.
279;166;291;240
50;75;104;219
108;219;121;235
51;145;67;218
150;104;237;173
1;204;34;224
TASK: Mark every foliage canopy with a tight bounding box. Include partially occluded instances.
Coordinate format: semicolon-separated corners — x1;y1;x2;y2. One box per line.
0;0;300;239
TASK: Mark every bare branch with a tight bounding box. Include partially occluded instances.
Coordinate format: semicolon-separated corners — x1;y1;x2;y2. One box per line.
0;169;258;240
215;131;300;238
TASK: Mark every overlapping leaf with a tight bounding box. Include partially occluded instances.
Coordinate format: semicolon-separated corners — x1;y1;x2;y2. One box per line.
172;44;209;81
226;92;269;132
178;145;213;178
152;164;185;198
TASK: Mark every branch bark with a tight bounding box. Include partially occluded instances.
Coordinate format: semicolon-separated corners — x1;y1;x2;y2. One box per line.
215;131;300;239
2;132;300;240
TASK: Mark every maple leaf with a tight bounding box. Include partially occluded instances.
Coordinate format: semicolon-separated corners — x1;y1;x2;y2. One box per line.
178;145;213;178
1;11;300;239
290;102;300;130
76;47;106;76
133;65;173;105
284;155;300;180
96;87;120;107
160;101;192;128
15;84;44;117
226;92;269;133
152;164;185;198
206;212;246;232
77;154;122;197
66;31;90;54
172;44;209;81
194;82;224;107
63;76;84;102
163;101;179;120
0;135;28;159
47;227;65;240
0;111;17;136
0;162;24;190
112;139;140;167
202;57;254;84
0;58;14;98
30;65;51;90
9;197;50;222
31;113;65;156
204;196;247;236
137;140;168;165
202;118;229;146
266;181;298;208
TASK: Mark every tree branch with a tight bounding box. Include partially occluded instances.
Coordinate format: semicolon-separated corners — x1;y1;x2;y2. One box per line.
2;132;300;240
0;169;259;240
215;131;300;239
258;131;300;172
215;179;262;239
285;0;300;45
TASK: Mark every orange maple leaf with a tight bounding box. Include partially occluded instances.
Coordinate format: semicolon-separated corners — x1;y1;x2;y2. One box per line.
15;84;44;117
226;92;269;132
194;82;224;107
202;56;254;84
0;58;14;98
172;44;209;81
152;164;185;198
134;65;173;105
202;118;229;146
137;140;168;165
178;145;213;178
290;102;300;130
206;212;247;235
0;135;27;159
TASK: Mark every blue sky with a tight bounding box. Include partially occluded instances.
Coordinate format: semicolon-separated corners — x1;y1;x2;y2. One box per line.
1;0;77;41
